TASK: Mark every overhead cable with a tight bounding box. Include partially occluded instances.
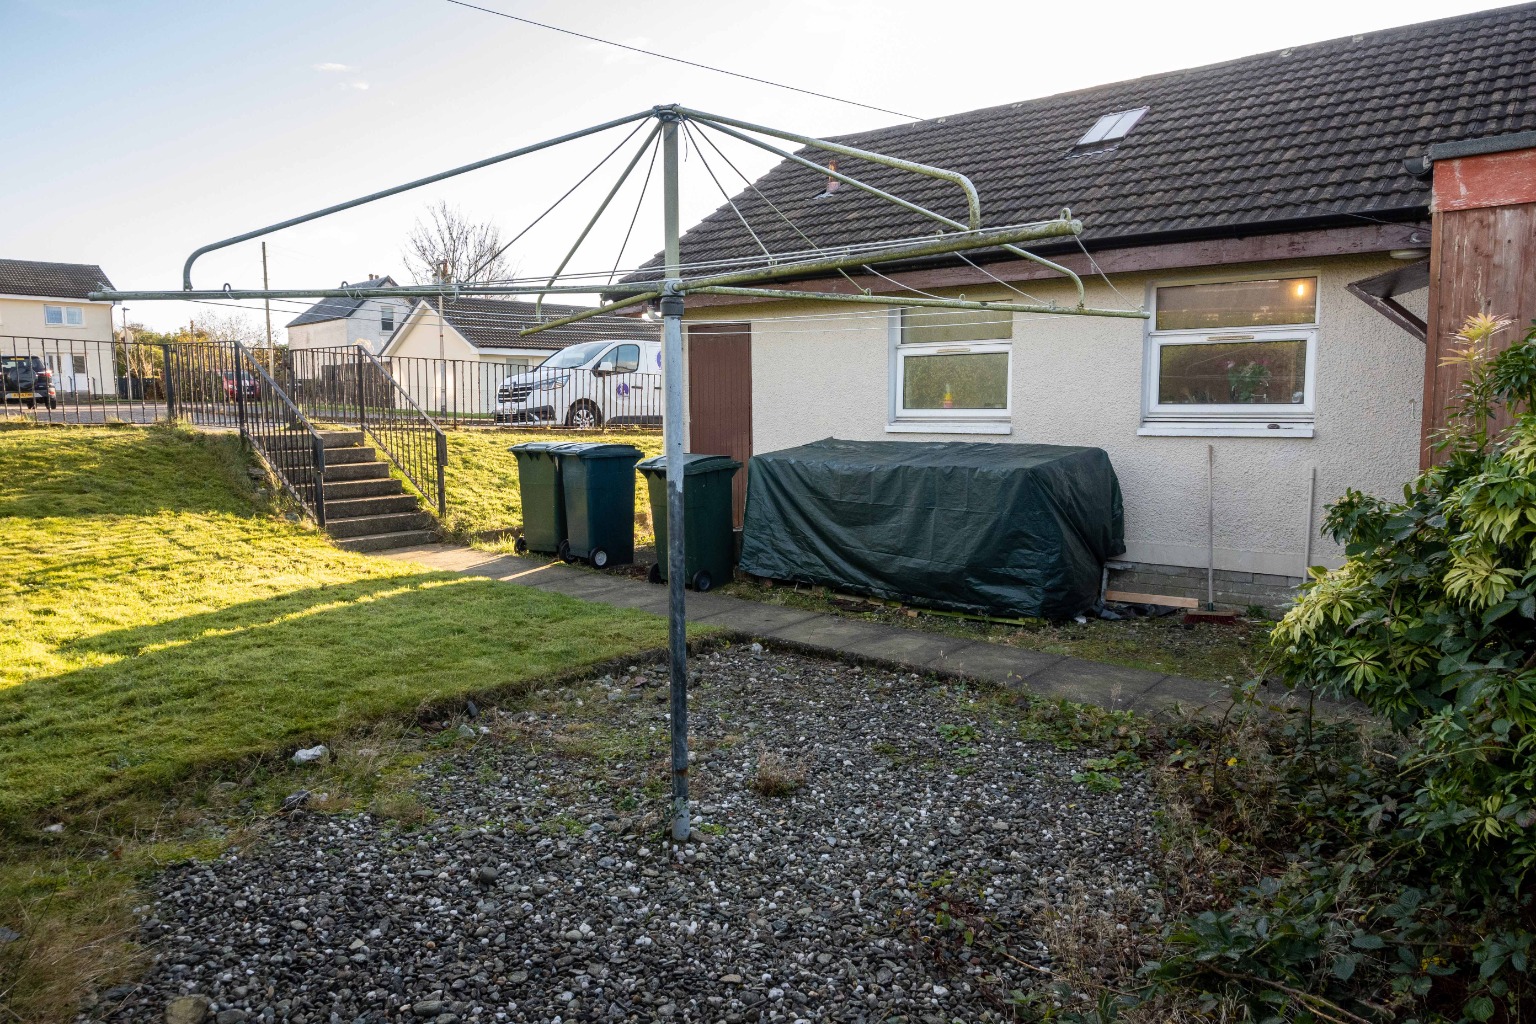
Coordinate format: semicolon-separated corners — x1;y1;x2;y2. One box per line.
439;0;920;121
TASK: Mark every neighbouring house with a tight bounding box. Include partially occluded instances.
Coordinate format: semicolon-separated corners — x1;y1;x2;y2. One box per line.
0;258;117;397
381;297;654;419
631;3;1536;610
285;275;413;355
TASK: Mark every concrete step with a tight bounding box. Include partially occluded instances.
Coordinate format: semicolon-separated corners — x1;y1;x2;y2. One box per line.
318;430;365;449
322;445;378;465
333;529;440;553
324;461;391;482
324;494;421;518
323;477;405;500
325;511;435;539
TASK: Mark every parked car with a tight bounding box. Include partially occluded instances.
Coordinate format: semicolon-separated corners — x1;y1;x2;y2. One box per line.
1;355;57;409
220;373;261;401
495;339;662;427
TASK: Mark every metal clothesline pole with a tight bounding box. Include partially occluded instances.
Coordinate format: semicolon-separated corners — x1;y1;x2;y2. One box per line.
80;103;1160;855
659;109;691;844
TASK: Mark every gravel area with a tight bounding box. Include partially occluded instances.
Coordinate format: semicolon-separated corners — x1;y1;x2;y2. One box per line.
99;646;1160;1024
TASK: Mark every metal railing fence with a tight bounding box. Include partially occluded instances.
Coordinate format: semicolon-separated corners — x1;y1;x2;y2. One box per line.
384;353;663;430
229;342;329;523
1;335;174;424
280;345;447;515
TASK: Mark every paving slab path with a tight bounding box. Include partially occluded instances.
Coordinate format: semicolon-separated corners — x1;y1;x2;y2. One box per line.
386;543;1257;716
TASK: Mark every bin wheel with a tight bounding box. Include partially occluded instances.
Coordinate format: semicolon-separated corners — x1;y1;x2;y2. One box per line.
513;535;528;554
647;563;663;585
691;570;713;593
557;539;573;562
591;548;609;568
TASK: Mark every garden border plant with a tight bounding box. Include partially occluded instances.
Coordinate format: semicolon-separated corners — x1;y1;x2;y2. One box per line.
1129;315;1536;1023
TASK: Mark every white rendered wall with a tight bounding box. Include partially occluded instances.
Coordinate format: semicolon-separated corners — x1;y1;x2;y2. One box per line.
346;299;413;354
689;254;1427;577
0;298;117;395
0;296;114;341
285;318;348;351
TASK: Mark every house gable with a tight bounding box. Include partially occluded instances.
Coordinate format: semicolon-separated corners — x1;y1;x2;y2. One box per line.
383;297;651;359
384;301;481;361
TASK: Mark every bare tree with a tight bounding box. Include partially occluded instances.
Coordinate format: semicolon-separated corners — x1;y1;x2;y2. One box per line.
403;201;514;285
194;311;282;348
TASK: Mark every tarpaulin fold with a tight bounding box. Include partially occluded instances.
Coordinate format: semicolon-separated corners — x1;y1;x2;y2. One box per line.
738;438;1125;620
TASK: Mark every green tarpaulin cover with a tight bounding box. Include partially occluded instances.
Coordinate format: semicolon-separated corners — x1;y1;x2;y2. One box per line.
738;438;1125;620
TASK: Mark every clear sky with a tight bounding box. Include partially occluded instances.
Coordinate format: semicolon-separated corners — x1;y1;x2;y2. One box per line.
0;0;1502;332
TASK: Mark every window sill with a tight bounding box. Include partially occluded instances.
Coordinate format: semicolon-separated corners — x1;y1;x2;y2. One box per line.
886;419;1012;435
1137;421;1314;438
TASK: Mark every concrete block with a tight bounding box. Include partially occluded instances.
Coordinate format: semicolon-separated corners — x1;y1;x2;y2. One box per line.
1024;658;1167;712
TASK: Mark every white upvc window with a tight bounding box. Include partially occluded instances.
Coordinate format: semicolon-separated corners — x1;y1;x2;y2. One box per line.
887;307;1012;434
44;304;85;327
380;305;395;333
1140;274;1319;438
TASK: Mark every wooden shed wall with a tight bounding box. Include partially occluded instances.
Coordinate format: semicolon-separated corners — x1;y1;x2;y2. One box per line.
1420;149;1536;466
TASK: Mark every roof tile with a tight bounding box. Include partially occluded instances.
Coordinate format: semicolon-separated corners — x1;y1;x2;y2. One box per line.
0;259;114;299
627;4;1536;282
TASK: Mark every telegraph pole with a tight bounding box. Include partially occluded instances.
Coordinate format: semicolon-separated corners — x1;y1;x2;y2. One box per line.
659;109;690;844
437;259;448;416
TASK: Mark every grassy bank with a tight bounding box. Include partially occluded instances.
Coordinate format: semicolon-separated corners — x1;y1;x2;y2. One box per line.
0;424;674;1020
0;425;670;827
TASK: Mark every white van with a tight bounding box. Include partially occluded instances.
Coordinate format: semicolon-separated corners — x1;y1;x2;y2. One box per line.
495;338;663;428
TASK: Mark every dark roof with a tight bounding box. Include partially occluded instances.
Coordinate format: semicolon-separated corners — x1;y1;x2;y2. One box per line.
0;259;114;299
286;276;400;327
627;3;1536;283
407;297;657;351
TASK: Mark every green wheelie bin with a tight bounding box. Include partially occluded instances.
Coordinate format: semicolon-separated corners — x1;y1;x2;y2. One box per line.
554;442;644;567
637;453;741;592
509;441;568;555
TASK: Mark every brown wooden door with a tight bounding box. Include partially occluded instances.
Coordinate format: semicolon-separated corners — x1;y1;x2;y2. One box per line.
687;322;752;526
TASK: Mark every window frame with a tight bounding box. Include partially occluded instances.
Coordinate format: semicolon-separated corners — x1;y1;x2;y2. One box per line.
43;304;85;328
886;309;1013;434
1078;106;1149;146
380;304;395;333
1139;272;1320;438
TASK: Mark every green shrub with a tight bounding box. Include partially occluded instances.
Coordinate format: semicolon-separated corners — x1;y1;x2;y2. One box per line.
1274;315;1536;883
1144;316;1536;1023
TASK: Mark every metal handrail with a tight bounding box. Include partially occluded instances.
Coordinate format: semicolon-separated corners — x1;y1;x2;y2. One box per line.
231;341;329;525
354;345;448;516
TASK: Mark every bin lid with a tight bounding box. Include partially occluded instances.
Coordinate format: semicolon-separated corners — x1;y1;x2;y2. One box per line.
509;441;567;454
637;452;742;476
551;441;644;459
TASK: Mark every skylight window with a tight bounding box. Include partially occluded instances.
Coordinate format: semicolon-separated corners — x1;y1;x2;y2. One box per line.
1076;106;1149;148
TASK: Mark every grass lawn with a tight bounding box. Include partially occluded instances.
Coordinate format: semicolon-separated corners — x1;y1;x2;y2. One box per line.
0;424;671;829
0;424;676;1020
439;428;664;543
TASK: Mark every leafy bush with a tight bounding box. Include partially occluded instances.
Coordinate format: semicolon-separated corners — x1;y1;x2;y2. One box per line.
1142;317;1536;1023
